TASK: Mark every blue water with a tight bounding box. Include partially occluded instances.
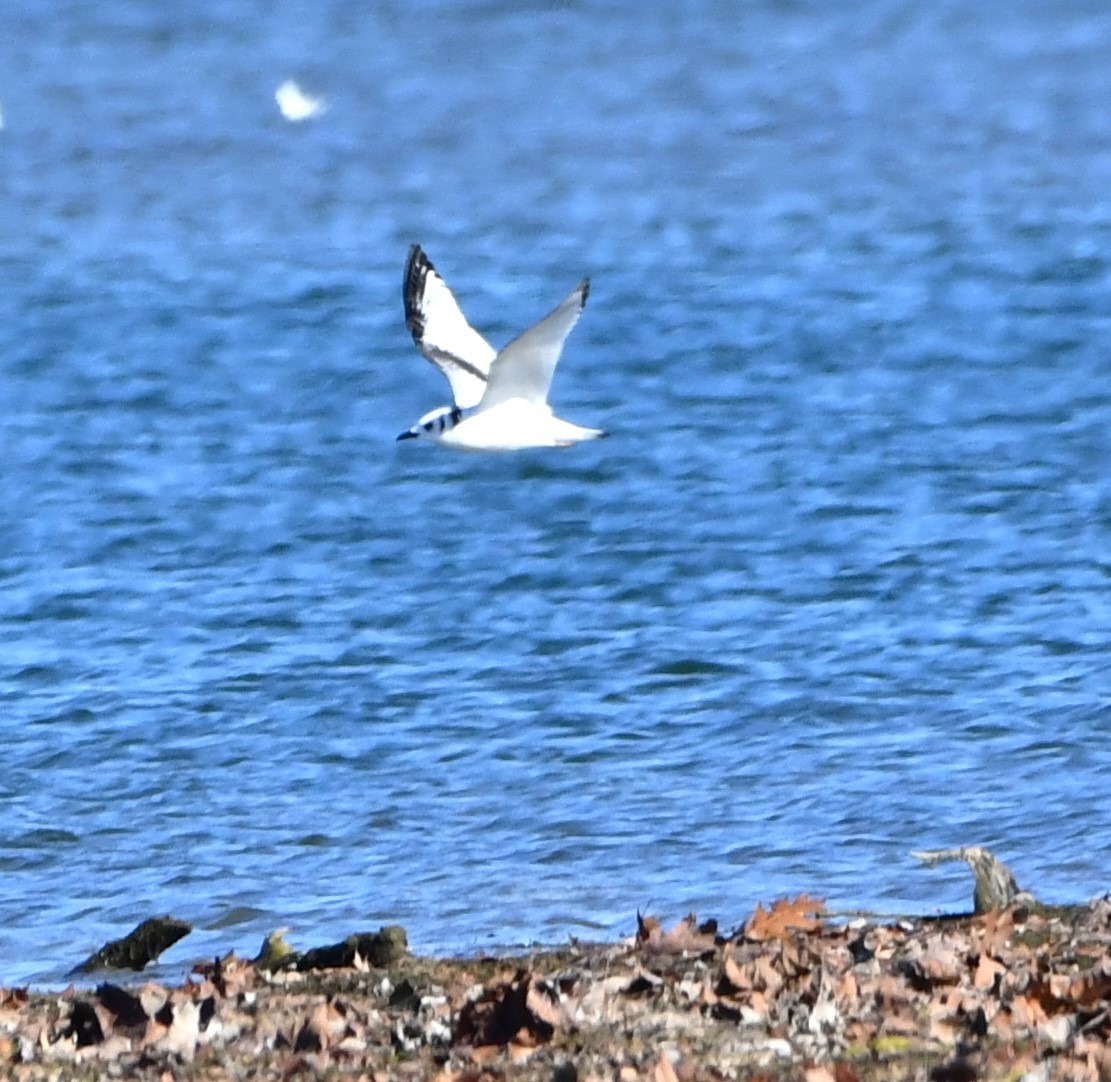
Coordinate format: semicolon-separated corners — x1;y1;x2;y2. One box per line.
2;0;1111;985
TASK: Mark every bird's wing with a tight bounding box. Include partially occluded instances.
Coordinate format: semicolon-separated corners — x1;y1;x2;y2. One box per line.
477;278;589;411
403;245;496;410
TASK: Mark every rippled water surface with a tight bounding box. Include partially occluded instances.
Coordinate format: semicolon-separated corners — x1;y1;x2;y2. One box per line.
2;0;1111;984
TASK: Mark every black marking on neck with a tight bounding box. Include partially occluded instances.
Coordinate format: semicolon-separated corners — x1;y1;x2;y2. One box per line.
416;404;467;437
431;406;464;434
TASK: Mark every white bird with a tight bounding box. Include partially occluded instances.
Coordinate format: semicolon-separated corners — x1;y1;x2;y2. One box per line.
397;245;607;450
275;80;327;122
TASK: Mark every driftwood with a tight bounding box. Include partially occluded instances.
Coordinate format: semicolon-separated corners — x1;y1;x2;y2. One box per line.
251;928;297;972
911;845;1033;912
73;916;193;974
294;925;408;971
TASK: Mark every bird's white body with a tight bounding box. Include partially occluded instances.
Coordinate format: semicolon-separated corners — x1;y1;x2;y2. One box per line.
437;399;603;451
275;80;327;122
397;245;606;451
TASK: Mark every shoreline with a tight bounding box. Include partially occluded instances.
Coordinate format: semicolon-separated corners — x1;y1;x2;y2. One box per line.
2;892;1108;1081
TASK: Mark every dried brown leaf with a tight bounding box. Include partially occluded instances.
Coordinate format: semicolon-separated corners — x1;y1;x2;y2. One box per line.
1080;1037;1111;1082
745;895;826;942
843;1019;879;1046
973;954;1005;991
151;998;200;1063
636;912;662;948
721;953;747;993
294;999;346;1053
1010;992;1049;1028
755;953;785;994
455;970;560;1048
639;914;716;955
877;1008;922;1038
652;1050;680;1082
874;973;912;1010
906;944;963;987
1071;971;1111;1008
524;981;564;1032
976;907;1015;957
718;950;784;1006
927;1011;964;1044
836;969;859;1008
780;933;819;976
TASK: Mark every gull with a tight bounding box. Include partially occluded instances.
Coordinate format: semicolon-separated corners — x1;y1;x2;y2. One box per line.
275;80;327;122
397;245;607;450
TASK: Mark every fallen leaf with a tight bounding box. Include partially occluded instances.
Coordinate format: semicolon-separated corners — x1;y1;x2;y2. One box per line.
151;998;200;1063
745;895;826;941
294;999;346;1053
638;914;716;955
904;944;963;988
836;969;859;1007
524;980;565;1031
1009;993;1048;1028
874;972;912;1010
455;970;561;1048
96;984;148;1032
721;953;747;992
636;913;662;949
508;1037;537;1061
1071;970;1111;1008
975;907;1014;957
652;1050;679;1082
780;933;819;977
972;954;1004;991
1080;1037;1111;1082
63;1000;108;1048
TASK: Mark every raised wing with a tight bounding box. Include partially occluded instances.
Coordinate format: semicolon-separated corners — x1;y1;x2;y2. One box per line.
478;279;589;411
403;245;496;409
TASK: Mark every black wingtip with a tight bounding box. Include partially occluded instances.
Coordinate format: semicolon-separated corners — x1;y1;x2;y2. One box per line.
403;244;433;342
396;428;418;441
406;243;432;278
404;243;424;288
580;277;590;307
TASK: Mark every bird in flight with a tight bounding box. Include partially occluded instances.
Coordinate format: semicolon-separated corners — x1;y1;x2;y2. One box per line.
275;80;327;122
397;245;607;450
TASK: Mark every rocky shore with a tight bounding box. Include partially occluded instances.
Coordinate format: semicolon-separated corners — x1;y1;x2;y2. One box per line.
1;874;1109;1081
